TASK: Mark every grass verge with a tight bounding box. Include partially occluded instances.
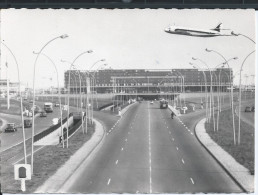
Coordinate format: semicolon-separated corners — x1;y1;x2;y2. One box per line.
1;123;95;193
205;109;254;175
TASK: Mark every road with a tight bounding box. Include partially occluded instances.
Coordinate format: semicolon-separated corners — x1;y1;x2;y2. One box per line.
0;101;67;152
60;101;242;193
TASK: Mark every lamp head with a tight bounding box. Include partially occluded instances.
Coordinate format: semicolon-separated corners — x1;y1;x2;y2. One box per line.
189;62;193;65
60;34;69;39
233;57;238;60
87;50;93;53
205;48;212;52
101;59;105;61
192;57;197;60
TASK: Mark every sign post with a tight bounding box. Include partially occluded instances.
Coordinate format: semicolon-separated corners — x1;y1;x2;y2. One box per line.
14;164;31;192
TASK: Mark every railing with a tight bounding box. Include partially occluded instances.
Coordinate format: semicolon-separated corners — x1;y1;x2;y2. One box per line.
34;112;73;142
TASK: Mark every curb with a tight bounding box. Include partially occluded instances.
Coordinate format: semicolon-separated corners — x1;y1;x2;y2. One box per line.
194;118;254;193
34;118;105;193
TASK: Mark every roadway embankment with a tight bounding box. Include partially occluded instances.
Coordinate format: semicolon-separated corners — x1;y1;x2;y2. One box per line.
35;118;105;193
195;118;254;193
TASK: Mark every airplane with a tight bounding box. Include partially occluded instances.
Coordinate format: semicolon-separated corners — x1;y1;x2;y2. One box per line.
164;23;234;37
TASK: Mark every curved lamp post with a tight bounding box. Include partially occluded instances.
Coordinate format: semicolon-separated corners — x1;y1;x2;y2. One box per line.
1;41;27;164
62;50;93;143
206;48;238;145
231;32;256;44
192;57;214;128
33;52;64;149
190;62;208;121
238;50;255;145
31;34;68;174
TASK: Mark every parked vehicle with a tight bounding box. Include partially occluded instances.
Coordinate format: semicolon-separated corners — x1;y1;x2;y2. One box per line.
40;111;47;117
44;102;53;113
251;106;255;112
54;102;60;107
5;123;17;132
245;106;252;112
24;119;32;128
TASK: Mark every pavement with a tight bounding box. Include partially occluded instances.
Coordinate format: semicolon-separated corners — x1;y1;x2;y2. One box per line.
53;101;242;193
195;118;254;193
35;118;105;193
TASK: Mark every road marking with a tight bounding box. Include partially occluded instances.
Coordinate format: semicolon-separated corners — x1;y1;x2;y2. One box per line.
125;138;127;142
107;178;111;185
115;160;118;165
121;147;124;151
181;159;185;164
190;177;195;184
172;138;174;141
148;103;152;193
176;147;179;151
167;126;169;128
191;132;194;135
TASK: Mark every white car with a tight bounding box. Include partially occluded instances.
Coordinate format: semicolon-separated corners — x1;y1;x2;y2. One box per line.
150;101;154;104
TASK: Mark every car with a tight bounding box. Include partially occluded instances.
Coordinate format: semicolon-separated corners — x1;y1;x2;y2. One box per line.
54;102;60;107
150;101;154;104
5;123;17;132
24;119;32;128
40;111;47;117
245;106;252;112
251;106;255;112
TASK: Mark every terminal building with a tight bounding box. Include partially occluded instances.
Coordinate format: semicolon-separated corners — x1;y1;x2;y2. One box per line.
64;68;232;94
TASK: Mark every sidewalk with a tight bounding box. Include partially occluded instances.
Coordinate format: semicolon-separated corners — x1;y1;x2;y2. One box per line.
34;118;105;193
195;118;254;193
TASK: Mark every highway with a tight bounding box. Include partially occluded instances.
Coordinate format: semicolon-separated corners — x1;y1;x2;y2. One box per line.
0;101;67;152
60;101;243;193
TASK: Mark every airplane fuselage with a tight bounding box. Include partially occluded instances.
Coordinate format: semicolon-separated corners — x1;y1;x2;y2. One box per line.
165;26;232;37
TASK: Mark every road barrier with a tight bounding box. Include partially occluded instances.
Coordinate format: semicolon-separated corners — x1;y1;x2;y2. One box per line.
34;113;73;142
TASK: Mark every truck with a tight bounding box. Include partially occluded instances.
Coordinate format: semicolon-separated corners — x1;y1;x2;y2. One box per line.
44;102;53;113
160;99;168;109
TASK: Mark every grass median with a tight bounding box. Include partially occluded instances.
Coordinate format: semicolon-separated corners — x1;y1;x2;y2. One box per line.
205;109;254;175
1;122;95;193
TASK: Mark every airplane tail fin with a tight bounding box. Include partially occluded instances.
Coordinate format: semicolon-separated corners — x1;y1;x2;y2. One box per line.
212;23;222;32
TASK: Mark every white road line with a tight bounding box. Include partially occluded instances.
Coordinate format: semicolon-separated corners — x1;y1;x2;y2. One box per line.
121;147;124;151
172;138;174;141
167;126;169;128
191;132;194;135
115;160;118;165
107;178;111;185
181;159;185;164
148;103;152;194
176;147;179;151
125;139;127;142
190;177;195;184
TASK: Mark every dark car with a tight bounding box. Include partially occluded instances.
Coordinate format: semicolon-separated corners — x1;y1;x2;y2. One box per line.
245;106;252;112
5;123;17;132
251;106;255;112
40;111;47;117
24;119;32;128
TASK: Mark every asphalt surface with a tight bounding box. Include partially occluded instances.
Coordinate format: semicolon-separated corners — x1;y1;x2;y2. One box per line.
62;101;243;193
0;101;67;152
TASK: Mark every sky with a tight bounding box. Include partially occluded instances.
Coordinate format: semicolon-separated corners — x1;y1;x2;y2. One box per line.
0;9;256;88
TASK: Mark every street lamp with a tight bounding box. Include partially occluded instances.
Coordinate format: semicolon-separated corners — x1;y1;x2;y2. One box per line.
238;50;255;145
190;62;208;122
33;52;64;149
61;50;93;140
205;48;238;145
1;41;27;164
192;57;214;129
31;34;68;174
231;31;256;44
